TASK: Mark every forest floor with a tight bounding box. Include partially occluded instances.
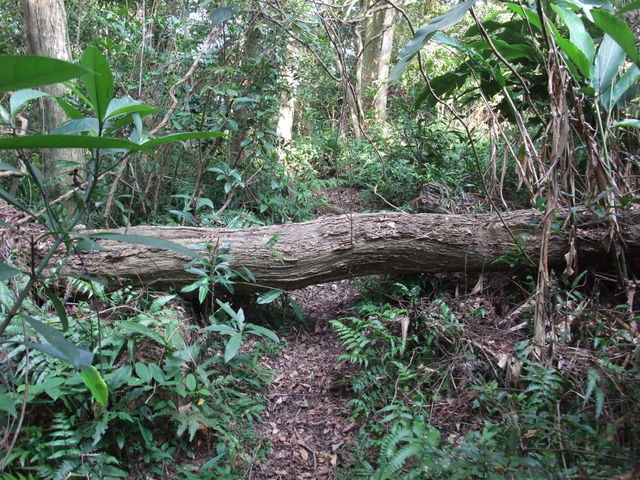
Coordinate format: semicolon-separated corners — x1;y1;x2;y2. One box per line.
249;187;368;480
250;281;360;480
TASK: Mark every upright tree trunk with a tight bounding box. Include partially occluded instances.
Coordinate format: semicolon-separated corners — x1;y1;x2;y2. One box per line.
276;44;299;148
358;0;400;125
22;0;84;199
227;24;261;167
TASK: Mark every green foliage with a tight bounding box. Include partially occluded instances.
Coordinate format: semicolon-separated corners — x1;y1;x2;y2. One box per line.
333;282;638;479
0;285;274;477
0;48;275;478
0;55;89;92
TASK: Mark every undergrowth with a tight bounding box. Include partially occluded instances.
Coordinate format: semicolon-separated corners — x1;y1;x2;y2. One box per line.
332;276;640;479
0;278;279;479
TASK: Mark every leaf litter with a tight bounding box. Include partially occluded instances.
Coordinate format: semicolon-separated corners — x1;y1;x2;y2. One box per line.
250;280;360;480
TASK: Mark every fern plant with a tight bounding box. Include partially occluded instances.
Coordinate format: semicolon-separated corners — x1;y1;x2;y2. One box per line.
521;362;564;412
583;367;606;419
374;420;441;480
331;314;400;369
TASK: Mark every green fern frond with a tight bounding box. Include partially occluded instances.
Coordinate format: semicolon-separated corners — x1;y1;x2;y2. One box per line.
380;427;414;458
377;443;424;480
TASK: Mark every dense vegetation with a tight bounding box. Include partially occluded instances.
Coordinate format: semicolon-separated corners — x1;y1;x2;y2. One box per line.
0;0;638;478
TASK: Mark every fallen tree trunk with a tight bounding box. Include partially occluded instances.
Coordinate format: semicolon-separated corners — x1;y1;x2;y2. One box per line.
60;209;639;291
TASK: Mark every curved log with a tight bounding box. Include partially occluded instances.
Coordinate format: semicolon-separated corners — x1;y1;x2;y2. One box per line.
59;209;639;291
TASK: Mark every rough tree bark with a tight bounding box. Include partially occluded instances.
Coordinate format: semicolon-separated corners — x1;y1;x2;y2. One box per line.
358;0;401;124
22;0;84;198
59;209;639;292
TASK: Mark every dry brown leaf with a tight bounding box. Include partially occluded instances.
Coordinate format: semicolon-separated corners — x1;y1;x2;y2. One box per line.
341;421;356;433
300;448;309;461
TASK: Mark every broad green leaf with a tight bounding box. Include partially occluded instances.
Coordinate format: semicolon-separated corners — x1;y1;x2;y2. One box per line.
491;39;535;61
415;71;468;108
224;332;243;363
594;35;626;95
140;131;225;147
246;323;279;343
81;366;109;407
504;4;542;30
25;375;66;400
608;65;640;107
256;289;283;304
117;321;165;345
108;104;161;119
0;55;89;92
105;95;162;119
216;299;241;321
134;362;152;383
236;266;256;283
208;5;239;26
612;118;640;127
591;9;639;64
181;280;205;294
207;324;238;336
390;0;477;82
75;235;107;252
81;46;114;121
235;307;245;329
62;81;95;113
564;0;611;21
24;315;94;369
0;162;21;174
148;363;165;383
0;134;149;151
198;284;208;304
289;297;305;323
0;262;20;281
185;373;196;390
9;89;48;118
552;4;595;64
105;364;132;390
550;23;593;79
89;233;197;258
56;97;85;119
52;117;99;135
618;0;640;14
0;105;9;124
0;386;16;417
27;162;45;190
44;286;69;331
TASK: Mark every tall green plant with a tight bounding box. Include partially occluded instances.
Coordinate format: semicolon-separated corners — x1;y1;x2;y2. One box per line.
0;49;223;468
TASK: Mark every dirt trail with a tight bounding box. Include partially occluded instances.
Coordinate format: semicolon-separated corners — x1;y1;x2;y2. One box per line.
250;281;360;480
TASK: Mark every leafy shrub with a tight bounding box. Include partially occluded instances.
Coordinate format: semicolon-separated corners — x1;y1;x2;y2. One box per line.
333;281;638;479
0;281;275;478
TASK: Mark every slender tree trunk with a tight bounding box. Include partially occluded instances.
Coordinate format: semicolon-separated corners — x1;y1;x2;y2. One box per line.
22;0;84;199
358;0;401;124
228;24;261;167
276;44;299;147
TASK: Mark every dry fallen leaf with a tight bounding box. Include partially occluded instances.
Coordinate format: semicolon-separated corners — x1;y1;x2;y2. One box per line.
300;448;309;461
341;420;356;433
